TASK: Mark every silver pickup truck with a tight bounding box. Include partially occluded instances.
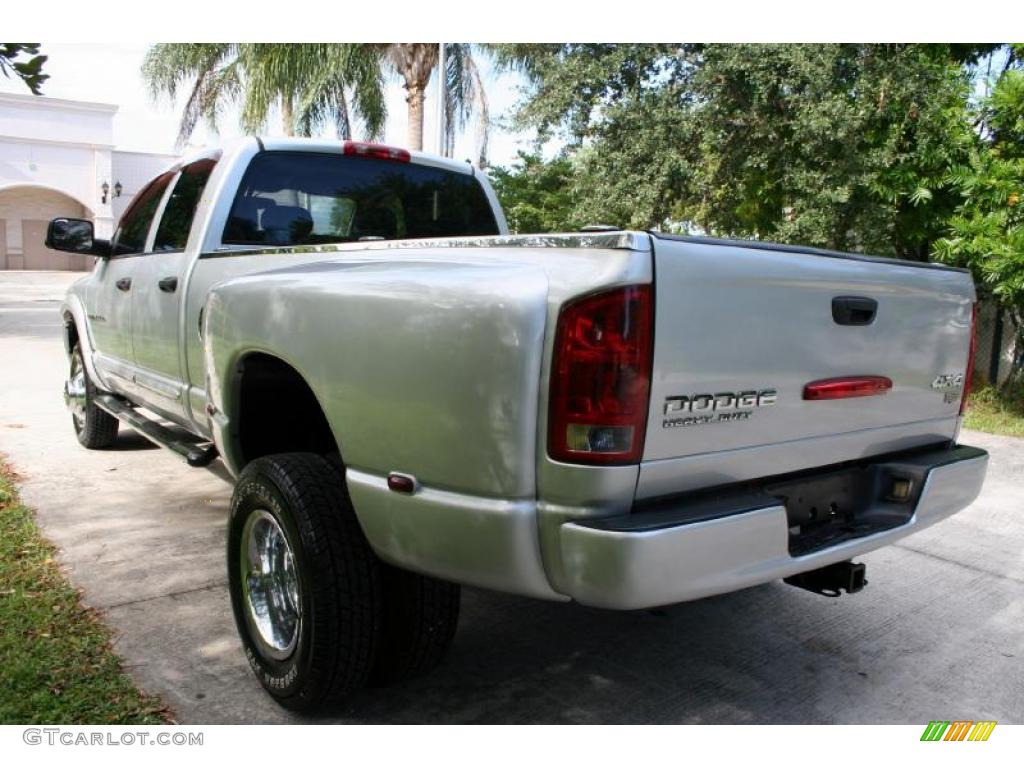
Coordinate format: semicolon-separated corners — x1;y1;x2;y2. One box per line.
48;137;988;712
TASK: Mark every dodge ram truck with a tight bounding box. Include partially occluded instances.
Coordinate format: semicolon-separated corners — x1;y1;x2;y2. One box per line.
48;137;989;712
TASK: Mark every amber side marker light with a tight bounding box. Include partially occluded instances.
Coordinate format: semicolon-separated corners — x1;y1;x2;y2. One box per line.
803;376;893;400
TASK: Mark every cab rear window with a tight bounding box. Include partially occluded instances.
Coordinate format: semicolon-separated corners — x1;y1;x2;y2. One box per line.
223;151;499;247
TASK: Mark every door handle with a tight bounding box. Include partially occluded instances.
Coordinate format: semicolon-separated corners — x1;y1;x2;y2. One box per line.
832;296;877;326
158;276;179;293
115;277;132;292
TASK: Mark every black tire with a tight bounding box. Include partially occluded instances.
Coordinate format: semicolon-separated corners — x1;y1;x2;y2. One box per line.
372;564;460;685
68;343;118;449
228;453;381;711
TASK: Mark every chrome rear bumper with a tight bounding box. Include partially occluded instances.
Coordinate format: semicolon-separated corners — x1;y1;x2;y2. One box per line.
558;444;988;609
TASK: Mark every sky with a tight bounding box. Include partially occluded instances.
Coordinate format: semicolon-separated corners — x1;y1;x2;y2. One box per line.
0;43;538;168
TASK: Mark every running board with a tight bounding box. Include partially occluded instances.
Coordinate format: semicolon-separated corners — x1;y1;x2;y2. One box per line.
94;394;219;467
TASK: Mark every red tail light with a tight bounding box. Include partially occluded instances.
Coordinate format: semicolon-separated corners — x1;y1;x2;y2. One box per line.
342;140;411;163
803;376;893;400
548;285;654;465
960;303;978;416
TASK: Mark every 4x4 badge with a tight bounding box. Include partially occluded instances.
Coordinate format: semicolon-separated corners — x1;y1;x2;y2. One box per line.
931;373;964;390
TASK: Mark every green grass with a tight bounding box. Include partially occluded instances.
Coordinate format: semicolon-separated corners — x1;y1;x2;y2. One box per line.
963;382;1024;438
0;458;171;724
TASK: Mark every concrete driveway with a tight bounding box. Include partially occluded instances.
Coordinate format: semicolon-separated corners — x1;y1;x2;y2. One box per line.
1;270;1021;724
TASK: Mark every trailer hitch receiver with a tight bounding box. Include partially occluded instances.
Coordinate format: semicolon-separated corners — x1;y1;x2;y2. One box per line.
784;560;867;597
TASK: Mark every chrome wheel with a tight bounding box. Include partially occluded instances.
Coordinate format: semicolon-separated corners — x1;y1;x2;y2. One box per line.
240;510;301;660
65;350;87;430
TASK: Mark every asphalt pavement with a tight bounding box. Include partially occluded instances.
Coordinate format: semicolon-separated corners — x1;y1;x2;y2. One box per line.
1;270;1021;724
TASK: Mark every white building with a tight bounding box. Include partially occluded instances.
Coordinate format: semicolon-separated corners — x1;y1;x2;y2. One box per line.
0;92;177;270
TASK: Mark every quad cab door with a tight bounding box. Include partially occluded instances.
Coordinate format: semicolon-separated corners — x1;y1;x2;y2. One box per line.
128;157;219;424
91;171;175;394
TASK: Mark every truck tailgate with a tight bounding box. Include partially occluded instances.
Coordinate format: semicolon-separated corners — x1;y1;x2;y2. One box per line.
640;236;975;497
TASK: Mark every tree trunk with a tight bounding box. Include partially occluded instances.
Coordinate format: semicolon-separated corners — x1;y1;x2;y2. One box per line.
406;83;425;151
337;90;351;140
387;44;438;152
281;94;295;137
1005;307;1024;389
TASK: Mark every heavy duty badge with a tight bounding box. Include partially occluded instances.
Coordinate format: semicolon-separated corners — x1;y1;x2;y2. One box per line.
662;389;777;428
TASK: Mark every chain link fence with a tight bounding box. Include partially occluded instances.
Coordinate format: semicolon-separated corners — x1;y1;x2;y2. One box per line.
976;301;1019;386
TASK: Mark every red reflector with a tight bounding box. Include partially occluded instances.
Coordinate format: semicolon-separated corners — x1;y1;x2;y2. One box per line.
343;140;411;163
548;285;654;465
386;473;417;494
960;303;978;416
803;376;893;400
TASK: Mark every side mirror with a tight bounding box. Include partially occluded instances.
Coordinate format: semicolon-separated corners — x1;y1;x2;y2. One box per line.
45;218;110;258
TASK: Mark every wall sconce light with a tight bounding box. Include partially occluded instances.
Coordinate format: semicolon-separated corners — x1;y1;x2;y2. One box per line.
101;181;110;205
114;181;123;198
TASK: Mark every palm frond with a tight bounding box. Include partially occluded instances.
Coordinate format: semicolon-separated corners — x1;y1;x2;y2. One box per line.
342;45;388;140
142;42;492;156
466;52;490;168
442;44;471;156
440;44;490;165
142;43;238;148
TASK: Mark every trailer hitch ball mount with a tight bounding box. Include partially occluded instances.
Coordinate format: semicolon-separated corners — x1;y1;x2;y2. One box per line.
784;560;867;597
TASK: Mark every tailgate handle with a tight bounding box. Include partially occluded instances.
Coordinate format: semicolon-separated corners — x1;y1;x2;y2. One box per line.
832;296;877;326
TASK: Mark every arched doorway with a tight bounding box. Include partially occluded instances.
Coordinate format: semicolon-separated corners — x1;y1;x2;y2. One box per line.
0;185;95;271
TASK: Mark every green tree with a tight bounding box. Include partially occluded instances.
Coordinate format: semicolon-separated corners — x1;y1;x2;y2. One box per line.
570;85;698;230
492;44;692;143
0;43;47;94
502;44;998;255
488;151;581;233
935;57;1024;381
691;44;984;258
142;44;386;147
494;44;700;228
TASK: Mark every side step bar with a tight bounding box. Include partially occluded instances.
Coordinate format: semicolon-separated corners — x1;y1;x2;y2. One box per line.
95;394;219;467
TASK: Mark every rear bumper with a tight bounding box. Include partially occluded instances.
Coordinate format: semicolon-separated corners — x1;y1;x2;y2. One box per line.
558;444;988;609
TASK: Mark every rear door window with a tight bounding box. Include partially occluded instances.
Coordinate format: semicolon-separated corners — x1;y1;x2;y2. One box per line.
153;158;218;252
223;151;499;247
110;172;175;256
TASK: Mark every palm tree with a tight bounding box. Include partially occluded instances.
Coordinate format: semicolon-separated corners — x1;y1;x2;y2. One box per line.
441;43;489;165
377;43;490;165
143;43;386;148
145;43;493;165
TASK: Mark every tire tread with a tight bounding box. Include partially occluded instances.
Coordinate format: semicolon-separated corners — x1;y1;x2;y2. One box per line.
230;453;381;710
74;344;118;449
373;564;460;685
